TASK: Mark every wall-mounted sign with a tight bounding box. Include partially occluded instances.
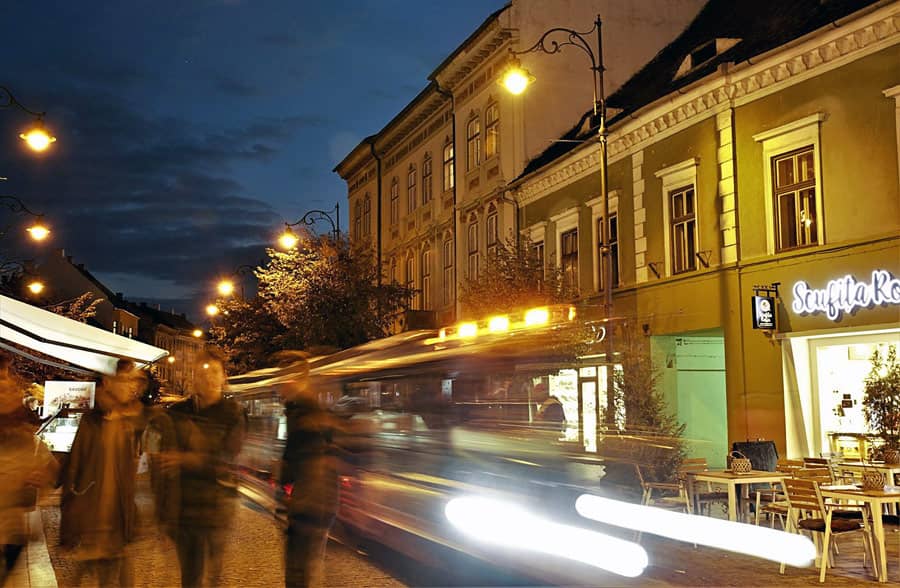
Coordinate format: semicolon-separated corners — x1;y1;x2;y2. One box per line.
752;295;776;329
42;380;96;416
791;270;900;321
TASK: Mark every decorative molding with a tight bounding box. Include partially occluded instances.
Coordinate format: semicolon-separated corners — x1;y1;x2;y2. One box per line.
752;112;828;143
717;110;738;265
884;84;900;178
633;150;648;283
512;5;899;205
654;157;700;179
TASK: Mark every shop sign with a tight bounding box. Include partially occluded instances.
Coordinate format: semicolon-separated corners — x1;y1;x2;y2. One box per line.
751;295;776;329
791;269;900;321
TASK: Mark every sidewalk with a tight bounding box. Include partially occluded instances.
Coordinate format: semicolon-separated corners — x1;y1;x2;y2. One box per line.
7;508;58;588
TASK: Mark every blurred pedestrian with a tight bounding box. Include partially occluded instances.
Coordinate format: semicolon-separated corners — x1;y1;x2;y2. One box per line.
162;348;245;588
0;353;57;586
59;359;147;587
275;352;338;588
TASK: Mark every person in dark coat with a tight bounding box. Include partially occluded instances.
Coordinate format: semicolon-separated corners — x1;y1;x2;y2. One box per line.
275;352;338;588
161;348;245;588
59;360;147;587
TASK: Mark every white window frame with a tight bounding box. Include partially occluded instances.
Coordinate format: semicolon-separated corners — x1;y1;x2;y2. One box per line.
407;165;417;214
655;159;699;277
587;191;620;292
421;246;432;310
550;207;580;288
442;236;454;306
753;113;826;255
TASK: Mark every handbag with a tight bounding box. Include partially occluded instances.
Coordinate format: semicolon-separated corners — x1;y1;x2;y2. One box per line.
729;451;752;474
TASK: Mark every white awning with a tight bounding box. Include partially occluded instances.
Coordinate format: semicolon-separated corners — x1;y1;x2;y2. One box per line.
0;294;169;375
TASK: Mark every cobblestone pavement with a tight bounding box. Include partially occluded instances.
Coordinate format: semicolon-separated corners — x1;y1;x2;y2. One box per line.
40;478;404;588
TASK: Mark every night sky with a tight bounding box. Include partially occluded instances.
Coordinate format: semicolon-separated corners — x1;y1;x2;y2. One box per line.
0;0;506;319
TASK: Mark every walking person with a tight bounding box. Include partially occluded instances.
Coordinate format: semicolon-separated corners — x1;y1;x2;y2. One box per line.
0;354;57;586
162;348;245;588
275;352;339;588
59;359;148;587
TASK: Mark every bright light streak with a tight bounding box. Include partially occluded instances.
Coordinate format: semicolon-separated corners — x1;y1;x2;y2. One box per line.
524;307;549;327
445;496;648;578
458;322;478;338
488;315;509;333
575;494;815;567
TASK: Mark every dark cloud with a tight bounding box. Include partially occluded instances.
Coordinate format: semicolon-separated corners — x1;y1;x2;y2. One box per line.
214;76;261;97
259;32;300;47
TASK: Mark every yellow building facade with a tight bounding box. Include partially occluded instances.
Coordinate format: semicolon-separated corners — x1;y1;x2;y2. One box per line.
511;1;900;465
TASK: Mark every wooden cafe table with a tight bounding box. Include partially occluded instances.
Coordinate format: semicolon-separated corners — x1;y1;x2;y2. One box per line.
686;469;788;522
820;484;900;583
835;461;900;485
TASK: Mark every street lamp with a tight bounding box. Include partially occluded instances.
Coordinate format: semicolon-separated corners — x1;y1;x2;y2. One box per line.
502;15;616;427
0;193;51;241
1;86;57;153
216;264;255;298
27;280;44;295
205;303;220;317
501;15;610;315
278;203;340;249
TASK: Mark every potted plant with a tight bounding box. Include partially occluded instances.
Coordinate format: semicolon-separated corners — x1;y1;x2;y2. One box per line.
862;345;900;464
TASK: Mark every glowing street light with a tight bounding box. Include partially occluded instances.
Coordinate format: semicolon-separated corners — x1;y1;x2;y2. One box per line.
217;279;235;297
192;329;203;338
205;304;220;317
499;56;534;96
1;86;57;153
19;125;56;152
26;223;50;241
278;226;300;250
27;280;44;295
167;356;176;364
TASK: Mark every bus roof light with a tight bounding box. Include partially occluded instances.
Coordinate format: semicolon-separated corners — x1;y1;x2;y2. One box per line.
488;315;510;333
458;322;478;339
524;307;549;327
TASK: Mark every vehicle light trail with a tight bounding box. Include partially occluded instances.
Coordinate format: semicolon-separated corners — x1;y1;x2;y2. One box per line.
444;496;648;578
575;494;815;566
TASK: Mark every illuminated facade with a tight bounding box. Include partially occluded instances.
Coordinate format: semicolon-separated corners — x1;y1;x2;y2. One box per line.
335;0;706;328
510;0;900;464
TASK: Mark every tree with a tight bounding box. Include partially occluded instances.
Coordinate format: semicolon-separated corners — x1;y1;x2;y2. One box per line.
606;325;686;483
862;345;900;461
206;294;292;374
459;236;574;319
258;236;412;350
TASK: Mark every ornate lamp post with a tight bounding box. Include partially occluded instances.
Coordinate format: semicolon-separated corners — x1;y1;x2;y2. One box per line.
1;86;57;152
1;193;51;241
501;16;617;428
278;203;340;249
216;264;256;298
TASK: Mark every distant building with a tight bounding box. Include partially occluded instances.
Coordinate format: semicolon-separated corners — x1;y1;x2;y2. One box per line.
34;248;204;394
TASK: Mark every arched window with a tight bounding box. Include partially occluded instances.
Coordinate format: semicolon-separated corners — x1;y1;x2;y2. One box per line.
389;256;397;284
443;141;455;191
422;153;433;204
486;203;499;257
421;245;432;310
406;253;417;309
442;235;454;306
407;165;417;214
467;213;479;280
353;200;362;241
390;178;399;225
466;117;482;170
485;103;499;159
363;195;371;236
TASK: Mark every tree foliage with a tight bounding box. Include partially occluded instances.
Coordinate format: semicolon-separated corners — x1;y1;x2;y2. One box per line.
606;325;686;483
459;236;574;319
210;235;411;372
863;344;900;453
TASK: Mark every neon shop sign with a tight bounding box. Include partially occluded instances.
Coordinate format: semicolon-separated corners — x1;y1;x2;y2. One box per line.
791;270;900;321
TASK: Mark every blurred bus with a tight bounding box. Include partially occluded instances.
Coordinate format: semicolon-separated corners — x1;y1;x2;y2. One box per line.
228;305;634;584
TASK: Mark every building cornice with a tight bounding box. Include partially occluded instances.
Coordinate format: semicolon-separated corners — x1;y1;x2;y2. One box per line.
514;4;899;206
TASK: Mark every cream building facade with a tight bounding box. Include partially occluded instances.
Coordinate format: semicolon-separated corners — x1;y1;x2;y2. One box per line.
335;0;706;328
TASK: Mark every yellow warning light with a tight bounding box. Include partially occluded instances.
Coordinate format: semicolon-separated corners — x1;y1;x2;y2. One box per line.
524;307;549;327
488;315;510;333
458;322;478;339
